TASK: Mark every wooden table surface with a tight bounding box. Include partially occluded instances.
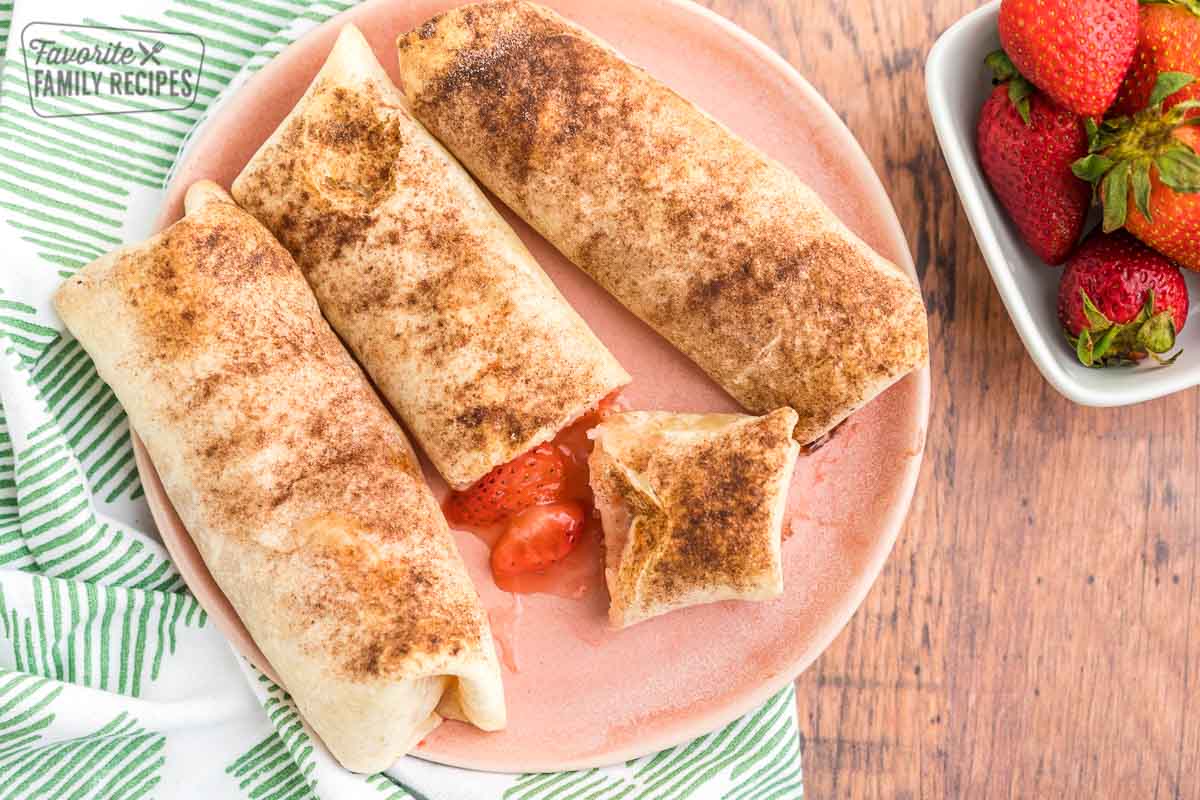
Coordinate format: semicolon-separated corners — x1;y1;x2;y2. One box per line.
691;0;1200;796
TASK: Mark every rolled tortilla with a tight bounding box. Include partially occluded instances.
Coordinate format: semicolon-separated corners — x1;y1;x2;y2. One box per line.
53;181;505;773
396;1;929;444
232;25;629;490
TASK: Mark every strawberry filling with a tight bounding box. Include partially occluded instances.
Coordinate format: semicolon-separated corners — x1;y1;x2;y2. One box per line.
444;391;625;594
491;502;586;578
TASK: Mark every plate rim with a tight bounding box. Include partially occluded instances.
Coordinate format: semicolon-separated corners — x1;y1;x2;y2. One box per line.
135;0;932;772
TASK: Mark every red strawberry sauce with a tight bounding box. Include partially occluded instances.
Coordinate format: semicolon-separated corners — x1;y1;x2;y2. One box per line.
443;391;626;597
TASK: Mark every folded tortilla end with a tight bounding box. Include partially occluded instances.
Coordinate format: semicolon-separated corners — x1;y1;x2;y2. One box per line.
590;408;798;628
183;179;233;214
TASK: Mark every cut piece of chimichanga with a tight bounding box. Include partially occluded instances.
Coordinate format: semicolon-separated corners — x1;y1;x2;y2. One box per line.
588;408;800;628
232;24;629;490
52;181;504;773
396;1;929;444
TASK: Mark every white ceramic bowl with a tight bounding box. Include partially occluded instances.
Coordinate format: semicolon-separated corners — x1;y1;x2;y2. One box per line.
926;0;1200;406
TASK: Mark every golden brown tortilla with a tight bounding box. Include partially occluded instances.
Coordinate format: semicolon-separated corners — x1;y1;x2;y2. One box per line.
397;1;928;443
53;181;505;773
589;408;800;628
233;24;629;489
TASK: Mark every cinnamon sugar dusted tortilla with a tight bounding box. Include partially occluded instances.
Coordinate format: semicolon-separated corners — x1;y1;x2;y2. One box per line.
233;24;628;489
589;408;800;628
397;1;928;443
53;181;504;773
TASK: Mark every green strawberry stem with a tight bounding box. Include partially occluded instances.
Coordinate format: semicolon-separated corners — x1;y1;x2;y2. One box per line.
1071;72;1200;230
985;50;1035;125
1070;289;1181;367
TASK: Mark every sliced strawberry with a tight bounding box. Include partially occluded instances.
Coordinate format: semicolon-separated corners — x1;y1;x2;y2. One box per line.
444;444;566;527
490;501;585;578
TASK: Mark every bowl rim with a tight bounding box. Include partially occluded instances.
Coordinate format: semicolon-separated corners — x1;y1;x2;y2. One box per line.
925;0;1199;408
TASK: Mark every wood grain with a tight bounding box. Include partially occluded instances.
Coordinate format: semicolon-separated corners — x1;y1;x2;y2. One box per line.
693;0;1200;796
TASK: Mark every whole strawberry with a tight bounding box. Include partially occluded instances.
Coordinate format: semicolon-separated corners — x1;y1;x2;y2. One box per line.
977;51;1090;265
1111;0;1200;117
1058;229;1188;366
999;0;1138;117
1073;73;1200;270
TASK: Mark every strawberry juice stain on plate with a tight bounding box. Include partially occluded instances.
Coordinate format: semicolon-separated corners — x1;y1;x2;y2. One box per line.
488;594;524;672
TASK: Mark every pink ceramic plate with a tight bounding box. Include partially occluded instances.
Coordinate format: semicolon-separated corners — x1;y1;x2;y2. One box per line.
134;0;930;773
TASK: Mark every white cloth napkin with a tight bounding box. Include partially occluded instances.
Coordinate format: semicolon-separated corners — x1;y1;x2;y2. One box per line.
0;1;805;797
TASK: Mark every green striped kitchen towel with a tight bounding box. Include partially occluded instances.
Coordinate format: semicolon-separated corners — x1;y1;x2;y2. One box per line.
0;0;805;797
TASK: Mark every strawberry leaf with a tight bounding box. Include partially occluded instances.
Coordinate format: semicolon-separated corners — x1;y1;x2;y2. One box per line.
1163;99;1200;129
1138;290;1156;326
1081;290;1112;330
1138;311;1178;354
1149;349;1184;366
1148;72;1196;108
1155;147;1200;193
1076;329;1095;366
985;50;1019;82
1171;100;1200;117
1093;323;1123;361
1101;161;1131;232
1073;154;1114;183
1131;159;1154;220
1008;80;1033;126
985;50;1034;125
